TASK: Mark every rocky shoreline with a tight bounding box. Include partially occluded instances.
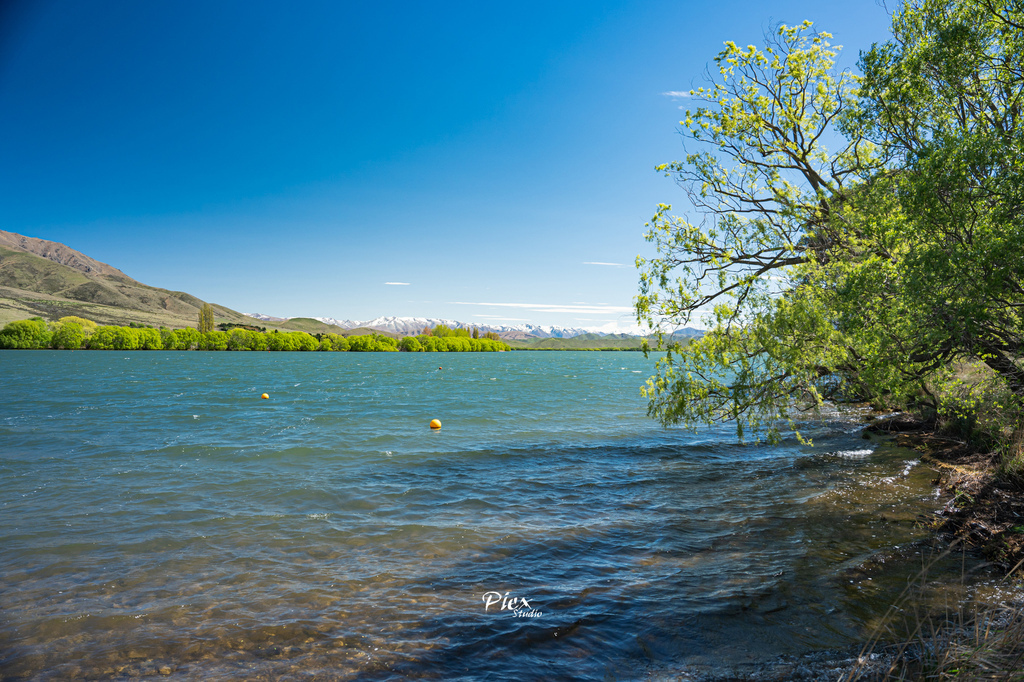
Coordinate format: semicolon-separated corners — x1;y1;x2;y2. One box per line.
664;414;1024;681
865;414;1024;572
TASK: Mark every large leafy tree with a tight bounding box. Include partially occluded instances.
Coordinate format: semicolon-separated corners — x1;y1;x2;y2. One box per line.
856;0;1024;395
637;3;1024;439
636;21;880;438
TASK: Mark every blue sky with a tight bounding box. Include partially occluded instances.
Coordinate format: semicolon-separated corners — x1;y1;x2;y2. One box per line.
0;0;893;331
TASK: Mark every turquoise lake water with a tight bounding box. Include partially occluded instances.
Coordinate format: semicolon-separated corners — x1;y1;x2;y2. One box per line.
0;351;951;679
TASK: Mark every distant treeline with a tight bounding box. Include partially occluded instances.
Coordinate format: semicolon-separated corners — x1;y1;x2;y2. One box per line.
0;317;511;352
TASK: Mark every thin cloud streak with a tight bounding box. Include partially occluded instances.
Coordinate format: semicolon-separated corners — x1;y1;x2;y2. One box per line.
384;282;410;286
452;301;633;314
474;315;531;321
582;261;625;267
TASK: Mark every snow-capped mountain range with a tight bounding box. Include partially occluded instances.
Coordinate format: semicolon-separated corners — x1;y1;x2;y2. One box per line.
319;316;597;338
243;313;649;338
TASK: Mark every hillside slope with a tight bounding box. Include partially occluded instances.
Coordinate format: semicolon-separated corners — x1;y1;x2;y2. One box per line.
0;231;326;332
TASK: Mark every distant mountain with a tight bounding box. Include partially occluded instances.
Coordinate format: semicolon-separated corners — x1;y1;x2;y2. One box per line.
306;315;597;339
243;312;287;322
238;314;704;340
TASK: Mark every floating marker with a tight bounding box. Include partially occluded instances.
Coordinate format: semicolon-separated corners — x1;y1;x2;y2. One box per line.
261;393;269;400
430;419;442;430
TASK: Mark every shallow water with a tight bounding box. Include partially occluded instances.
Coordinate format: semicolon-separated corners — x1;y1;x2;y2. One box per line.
0;351;959;679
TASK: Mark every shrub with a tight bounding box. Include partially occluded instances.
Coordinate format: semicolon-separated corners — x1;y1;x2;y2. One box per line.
0;318;52;349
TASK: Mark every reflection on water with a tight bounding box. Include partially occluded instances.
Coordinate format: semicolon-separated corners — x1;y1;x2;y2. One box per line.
0;351;983;679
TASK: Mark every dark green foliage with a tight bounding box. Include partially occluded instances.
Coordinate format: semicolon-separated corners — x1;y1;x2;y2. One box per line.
217;322;266;333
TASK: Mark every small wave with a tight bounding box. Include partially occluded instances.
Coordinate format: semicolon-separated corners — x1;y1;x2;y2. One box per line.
834;449;873;458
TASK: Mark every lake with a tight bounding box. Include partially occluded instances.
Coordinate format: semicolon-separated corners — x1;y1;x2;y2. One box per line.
0;351;953;679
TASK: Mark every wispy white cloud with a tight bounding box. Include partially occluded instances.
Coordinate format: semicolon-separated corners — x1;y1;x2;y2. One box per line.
451;301;633;314
474;314;531;321
384;282;410;286
583;261;626;267
662;90;691;98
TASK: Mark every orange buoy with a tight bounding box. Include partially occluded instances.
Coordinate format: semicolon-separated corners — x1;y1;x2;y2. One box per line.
429;419;442;430
261;393;269;400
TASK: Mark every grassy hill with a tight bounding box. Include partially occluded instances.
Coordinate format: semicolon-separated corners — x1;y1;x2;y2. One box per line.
0;233;336;333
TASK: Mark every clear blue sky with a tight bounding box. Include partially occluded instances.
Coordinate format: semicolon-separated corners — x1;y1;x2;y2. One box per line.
0;0;893;331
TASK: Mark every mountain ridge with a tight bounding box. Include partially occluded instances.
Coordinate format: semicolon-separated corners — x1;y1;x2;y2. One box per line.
244;312;704;341
0;230;335;333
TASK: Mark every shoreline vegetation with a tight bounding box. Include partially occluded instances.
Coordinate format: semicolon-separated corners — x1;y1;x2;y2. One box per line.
627;0;1024;673
0;314;677;352
0;316;513;353
840;412;1024;680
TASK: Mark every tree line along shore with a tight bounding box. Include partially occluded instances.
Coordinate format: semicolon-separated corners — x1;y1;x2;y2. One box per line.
0;315;512;353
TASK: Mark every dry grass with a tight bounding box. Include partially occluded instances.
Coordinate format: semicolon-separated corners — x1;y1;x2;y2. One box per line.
844;543;1024;681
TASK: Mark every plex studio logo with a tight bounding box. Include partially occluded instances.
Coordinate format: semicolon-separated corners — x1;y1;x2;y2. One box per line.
481;591;543;618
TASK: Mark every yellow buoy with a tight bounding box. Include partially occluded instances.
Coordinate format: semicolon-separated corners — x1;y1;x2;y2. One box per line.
261;393;269;400
429;419;442;430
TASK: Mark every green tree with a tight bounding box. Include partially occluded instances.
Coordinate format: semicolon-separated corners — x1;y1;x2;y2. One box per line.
227;328;251;351
51;316;98;343
636;21;878;439
198;303;215;333
419;335;442;352
851;0;1024;398
171;327;201;350
52;321;86;350
88;326;140;350
137;327;163;350
637;5;1024;440
56;315;97;331
399;336;423;352
0;318;52;349
348;333;398;352
328;334;350;351
291;332;318;351
200;330;228;350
